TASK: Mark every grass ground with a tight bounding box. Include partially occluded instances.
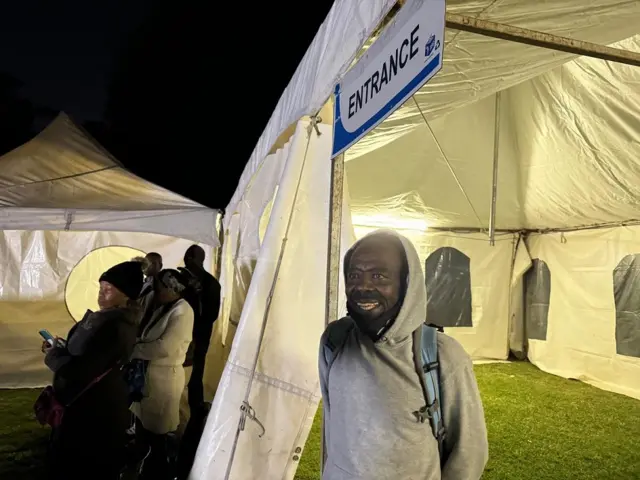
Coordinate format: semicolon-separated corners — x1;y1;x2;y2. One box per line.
0;389;48;479
1;363;639;479
295;362;640;480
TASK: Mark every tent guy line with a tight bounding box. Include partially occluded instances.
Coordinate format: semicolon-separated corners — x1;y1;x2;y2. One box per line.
411;96;483;230
0;166;117;192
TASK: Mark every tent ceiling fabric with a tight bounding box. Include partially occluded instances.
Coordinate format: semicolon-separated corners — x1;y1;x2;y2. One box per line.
346;0;640;231
0;113;219;246
231;0;640;232
0;113;204;210
225;0;398;222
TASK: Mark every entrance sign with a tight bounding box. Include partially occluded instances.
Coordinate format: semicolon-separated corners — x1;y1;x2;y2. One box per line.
331;0;446;158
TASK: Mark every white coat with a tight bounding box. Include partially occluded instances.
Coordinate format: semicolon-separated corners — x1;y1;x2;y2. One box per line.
131;297;194;434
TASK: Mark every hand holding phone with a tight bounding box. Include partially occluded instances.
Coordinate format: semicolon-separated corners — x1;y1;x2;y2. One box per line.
39;329;55;346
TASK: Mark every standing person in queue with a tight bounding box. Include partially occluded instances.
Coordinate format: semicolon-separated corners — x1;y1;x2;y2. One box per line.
41;261;144;480
130;269;194;480
139;252;163;300
319;231;488;480
179;245;221;419
175;245;220;478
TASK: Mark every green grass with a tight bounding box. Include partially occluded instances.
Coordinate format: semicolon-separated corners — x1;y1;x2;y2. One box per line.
0;389;48;479
1;363;640;479
296;362;640;480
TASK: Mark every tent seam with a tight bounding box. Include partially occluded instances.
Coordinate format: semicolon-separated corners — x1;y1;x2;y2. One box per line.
228;362;320;402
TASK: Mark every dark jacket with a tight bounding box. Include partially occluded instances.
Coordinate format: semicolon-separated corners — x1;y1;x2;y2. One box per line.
179;267;220;408
180;268;220;368
45;306;140;474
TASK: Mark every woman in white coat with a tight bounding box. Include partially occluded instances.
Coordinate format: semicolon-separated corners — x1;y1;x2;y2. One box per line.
130;269;194;480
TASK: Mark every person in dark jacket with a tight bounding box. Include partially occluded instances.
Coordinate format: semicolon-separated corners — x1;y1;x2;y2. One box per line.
139;252;163;300
179;245;221;416
43;260;144;480
175;245;220;476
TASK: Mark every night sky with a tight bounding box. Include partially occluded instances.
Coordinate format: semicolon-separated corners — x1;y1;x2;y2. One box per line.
0;1;334;208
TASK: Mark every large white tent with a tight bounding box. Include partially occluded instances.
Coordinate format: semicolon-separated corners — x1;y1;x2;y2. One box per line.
0;113;219;388
193;1;640;478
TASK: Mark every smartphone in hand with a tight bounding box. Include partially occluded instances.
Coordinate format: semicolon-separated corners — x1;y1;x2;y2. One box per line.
39;329;55;347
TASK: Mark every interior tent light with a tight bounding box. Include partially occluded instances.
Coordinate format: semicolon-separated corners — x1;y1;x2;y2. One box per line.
351;213;429;231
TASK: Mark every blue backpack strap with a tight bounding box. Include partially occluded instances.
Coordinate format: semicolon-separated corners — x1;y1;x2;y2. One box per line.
412;324;446;463
322;317;355;371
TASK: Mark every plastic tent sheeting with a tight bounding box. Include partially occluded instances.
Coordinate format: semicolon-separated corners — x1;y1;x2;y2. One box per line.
195;0;640;478
0;113;219;246
0;230;214;388
192;120;355;480
342;0;640;394
225;0;398;221
343;23;640;398
354;225;517;359
0;113;220;388
229;0;640;229
346;34;640;231
525;227;640;400
202;143;289;403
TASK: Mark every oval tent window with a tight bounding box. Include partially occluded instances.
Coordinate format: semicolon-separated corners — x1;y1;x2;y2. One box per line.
65;246;145;322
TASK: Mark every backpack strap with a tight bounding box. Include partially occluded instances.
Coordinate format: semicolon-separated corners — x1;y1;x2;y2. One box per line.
322;317;355;371
412;324;446;464
426;323;444;333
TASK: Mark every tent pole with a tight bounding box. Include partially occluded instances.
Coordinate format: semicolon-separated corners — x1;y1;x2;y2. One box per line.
489;92;501;246
445;13;640;67
215;210;225;278
321;152;344;475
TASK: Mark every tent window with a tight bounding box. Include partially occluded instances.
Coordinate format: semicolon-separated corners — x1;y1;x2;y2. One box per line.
65;246;145;322
613;255;640;358
425;247;472;327
524;259;551;341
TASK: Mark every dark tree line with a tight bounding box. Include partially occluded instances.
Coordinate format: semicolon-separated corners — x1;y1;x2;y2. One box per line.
0;72;57;155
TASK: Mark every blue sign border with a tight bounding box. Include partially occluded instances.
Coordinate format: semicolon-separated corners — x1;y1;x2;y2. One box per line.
331;53;441;158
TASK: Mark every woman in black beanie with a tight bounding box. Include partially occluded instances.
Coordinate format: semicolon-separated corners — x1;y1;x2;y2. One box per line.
42;260;144;480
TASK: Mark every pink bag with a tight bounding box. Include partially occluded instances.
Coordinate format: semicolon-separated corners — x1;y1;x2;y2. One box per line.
34;386;65;428
34;369;112;428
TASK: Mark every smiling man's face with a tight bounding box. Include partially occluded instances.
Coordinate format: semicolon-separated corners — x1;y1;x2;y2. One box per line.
345;236;403;323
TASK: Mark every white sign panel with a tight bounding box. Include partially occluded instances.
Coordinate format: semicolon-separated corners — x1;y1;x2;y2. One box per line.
331;0;445;158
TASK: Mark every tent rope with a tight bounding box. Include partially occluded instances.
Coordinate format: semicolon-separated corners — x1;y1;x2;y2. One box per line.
0;166;117;192
223;116;320;480
411;96;484;230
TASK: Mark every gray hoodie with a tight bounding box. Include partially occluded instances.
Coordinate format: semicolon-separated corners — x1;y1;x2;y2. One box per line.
319;231;488;480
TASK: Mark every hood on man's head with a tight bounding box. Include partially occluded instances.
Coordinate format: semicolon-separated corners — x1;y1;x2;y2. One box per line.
343;229;427;345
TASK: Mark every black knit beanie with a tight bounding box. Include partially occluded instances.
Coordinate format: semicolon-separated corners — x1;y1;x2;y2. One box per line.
99;261;144;300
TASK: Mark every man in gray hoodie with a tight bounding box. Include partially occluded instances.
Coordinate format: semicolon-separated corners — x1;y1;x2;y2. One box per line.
319;230;488;480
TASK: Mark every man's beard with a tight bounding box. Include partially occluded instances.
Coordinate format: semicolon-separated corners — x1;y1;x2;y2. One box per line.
346;292;403;342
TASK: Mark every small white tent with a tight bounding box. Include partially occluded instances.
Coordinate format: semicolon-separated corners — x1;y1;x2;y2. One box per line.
0;113;219;388
193;1;640;479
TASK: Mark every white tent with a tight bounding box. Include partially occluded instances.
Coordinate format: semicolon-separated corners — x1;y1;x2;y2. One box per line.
193;1;640;478
0;113;219;388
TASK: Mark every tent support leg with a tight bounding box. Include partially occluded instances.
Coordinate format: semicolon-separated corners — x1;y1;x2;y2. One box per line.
489;92;501;246
321;153;344;475
215;211;225;278
445;13;640;67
